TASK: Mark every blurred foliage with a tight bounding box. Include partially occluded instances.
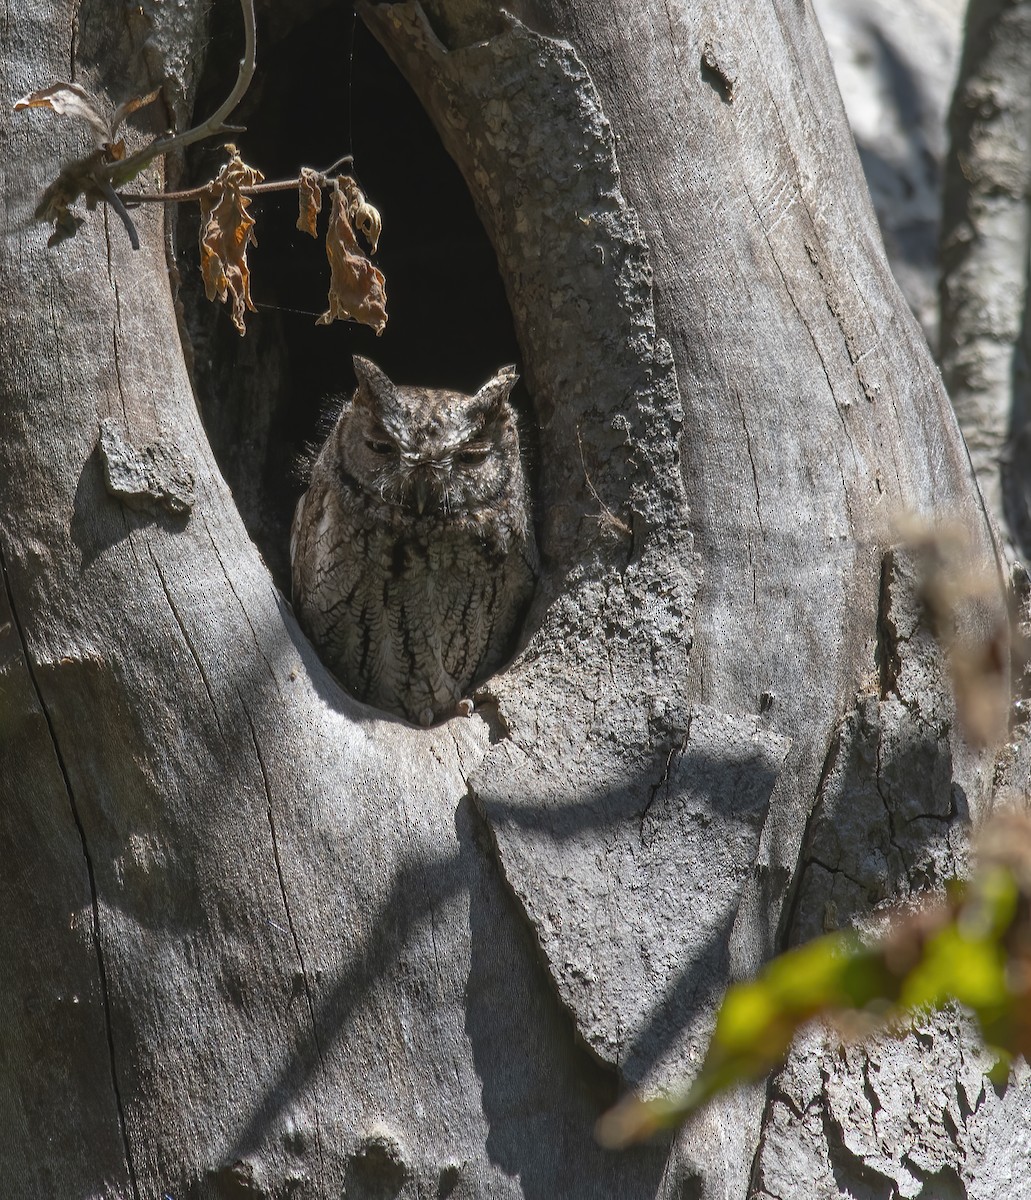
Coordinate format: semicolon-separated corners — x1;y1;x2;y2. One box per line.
599;518;1027;1148
597;809;1031;1148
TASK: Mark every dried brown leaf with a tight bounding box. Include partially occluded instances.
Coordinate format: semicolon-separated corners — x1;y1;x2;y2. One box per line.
317;177;387;333
110;87;161;136
338;175;382;253
198;147;265;336
297;167;323;238
15;81;162;148
14;82;112;143
15;82;161;247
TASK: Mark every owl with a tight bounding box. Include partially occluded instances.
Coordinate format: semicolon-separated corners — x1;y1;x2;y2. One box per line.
290;356;538;726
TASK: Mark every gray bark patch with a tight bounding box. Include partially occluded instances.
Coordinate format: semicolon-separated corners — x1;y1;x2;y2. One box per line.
98;418;195;517
790;546;980;944
766;541;1012;1194
754;1016;1031;1200
363;4;766;1093
471;705;789;1089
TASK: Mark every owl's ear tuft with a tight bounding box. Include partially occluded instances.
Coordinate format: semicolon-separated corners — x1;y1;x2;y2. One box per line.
473;364;519;412
352;356;396;407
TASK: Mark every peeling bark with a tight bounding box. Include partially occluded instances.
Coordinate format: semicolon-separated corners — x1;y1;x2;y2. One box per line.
753;1017;1031;1200
791;546;981;947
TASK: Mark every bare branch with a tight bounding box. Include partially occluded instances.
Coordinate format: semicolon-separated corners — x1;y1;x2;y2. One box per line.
104;0;257;189
123;174;343;205
99;179;141;250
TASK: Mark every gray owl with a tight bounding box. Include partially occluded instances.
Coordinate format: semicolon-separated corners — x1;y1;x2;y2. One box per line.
290;356;538;726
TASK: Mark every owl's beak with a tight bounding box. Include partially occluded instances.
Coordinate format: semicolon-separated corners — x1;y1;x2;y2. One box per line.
413;477;432;515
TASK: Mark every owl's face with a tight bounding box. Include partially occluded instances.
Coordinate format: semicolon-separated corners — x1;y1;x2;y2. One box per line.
337;356;524;518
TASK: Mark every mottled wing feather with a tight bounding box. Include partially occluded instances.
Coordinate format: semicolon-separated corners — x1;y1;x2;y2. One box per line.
290;369;537;725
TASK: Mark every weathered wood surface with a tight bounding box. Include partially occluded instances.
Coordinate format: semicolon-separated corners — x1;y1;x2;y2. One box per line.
813;0;966;344
0;1;1016;1198
940;0;1031;562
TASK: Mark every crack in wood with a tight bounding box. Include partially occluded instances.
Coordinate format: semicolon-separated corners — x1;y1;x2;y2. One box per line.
0;542;141;1200
149;544;227;739
203;516;283;691
240;701;327;1180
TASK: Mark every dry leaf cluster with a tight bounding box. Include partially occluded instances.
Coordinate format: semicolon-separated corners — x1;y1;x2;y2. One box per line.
195;149;387;337
14;9;388;337
14;82;160;246
198;147;263;335
311;174;387;334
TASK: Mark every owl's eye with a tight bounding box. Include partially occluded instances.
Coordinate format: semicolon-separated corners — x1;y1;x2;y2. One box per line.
365;438;396;456
455;446;491;466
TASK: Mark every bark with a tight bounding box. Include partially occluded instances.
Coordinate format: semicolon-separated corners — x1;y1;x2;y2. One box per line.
811;0;966;346
0;3;1017;1200
940;0;1031;561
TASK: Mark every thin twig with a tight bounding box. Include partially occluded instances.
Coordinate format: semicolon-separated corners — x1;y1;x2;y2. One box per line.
99;179;141;249
122;175;333;205
102;0;257;188
320;153;355;177
121;154;354;205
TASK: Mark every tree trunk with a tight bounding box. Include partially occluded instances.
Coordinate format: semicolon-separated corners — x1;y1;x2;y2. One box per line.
0;2;1019;1199
940;0;1031;562
812;0;967;348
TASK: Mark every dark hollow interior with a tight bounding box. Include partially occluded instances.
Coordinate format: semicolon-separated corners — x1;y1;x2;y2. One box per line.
177;0;519;588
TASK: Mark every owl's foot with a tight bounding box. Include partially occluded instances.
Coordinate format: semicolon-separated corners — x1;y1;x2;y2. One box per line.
415;697;473;726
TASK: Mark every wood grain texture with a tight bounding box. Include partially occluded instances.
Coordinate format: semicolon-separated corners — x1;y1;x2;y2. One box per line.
364;1;1011;1195
0;5;665;1197
0;1;1016;1198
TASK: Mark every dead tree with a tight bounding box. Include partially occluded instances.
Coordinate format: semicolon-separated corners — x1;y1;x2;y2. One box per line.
1;2;1024;1197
